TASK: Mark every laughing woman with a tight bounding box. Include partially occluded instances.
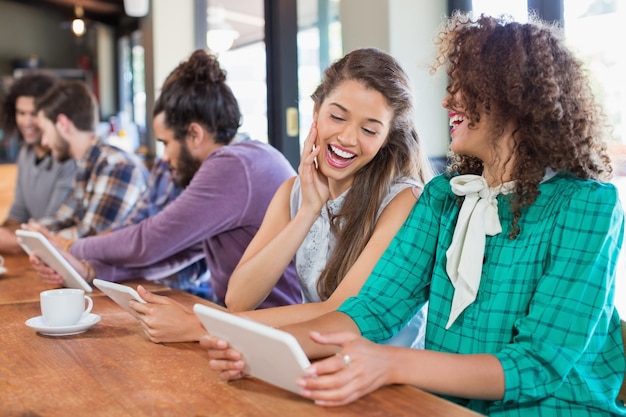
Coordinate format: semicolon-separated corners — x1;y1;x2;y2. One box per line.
224;48;432;345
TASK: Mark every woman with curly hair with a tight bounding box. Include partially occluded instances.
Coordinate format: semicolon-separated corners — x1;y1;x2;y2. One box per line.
204;13;625;416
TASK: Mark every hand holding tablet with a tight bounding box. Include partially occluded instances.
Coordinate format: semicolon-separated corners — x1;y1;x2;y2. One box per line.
16;229;93;292
193;304;311;395
93;279;146;317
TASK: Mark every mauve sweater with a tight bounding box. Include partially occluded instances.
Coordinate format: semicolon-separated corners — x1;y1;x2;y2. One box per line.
70;140;302;308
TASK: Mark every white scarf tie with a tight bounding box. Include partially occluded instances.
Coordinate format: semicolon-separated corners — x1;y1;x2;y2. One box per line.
445;175;514;329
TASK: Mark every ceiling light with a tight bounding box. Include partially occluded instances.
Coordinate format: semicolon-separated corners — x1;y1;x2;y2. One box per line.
72;4;86;37
206;5;240;54
124;0;149;17
206;26;239;54
72;18;86;36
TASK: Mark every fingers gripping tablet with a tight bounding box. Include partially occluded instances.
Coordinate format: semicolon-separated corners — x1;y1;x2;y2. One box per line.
16;229;92;293
193;304;311;395
93;279;146;317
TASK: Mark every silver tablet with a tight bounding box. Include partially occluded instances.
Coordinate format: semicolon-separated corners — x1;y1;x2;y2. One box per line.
193;303;311;395
16;229;92;293
93;279;146;317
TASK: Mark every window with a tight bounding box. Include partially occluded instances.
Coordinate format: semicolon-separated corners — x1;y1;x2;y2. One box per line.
220;43;268;143
472;0;528;20
297;0;342;149
564;0;626;314
206;1;267;143
117;31;145;155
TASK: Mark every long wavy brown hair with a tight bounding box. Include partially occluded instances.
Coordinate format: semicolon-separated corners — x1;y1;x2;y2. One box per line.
313;48;433;300
433;12;613;238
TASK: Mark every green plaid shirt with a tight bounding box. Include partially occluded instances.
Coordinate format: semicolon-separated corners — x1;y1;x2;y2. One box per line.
339;173;626;416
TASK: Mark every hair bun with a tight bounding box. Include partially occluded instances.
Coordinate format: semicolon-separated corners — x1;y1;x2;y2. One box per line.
178;50;226;85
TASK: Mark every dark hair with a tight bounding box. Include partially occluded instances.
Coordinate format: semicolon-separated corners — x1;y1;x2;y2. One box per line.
153;49;241;144
36;80;98;132
434;13;612;238
312;48;433;299
0;72;58;137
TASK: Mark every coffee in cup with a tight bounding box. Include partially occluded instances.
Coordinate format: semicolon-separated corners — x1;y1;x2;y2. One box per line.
40;288;93;326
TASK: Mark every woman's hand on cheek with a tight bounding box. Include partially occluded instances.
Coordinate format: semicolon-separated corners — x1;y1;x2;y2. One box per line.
298;122;329;213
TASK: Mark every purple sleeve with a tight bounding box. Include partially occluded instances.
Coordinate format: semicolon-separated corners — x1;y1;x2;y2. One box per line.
88;245;206;282
70;153;248;269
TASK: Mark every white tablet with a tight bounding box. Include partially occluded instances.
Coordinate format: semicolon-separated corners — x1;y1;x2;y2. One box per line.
193;303;311;395
16;229;92;293
93;279;146;317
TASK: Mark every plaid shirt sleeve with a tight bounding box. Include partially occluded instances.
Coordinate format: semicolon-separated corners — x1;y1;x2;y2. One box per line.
112;159;180;230
64;162;145;239
40;147;147;240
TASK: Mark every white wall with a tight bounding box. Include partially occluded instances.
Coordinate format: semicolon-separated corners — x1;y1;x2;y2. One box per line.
96;25;116;118
340;0;390;52
151;0;195;93
340;0;449;160
141;0;195;155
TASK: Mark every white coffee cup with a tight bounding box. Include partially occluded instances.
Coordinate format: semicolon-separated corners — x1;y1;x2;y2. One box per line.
40;288;93;327
0;255;5;274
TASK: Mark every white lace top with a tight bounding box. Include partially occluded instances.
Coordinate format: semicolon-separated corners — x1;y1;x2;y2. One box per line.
289;176;420;303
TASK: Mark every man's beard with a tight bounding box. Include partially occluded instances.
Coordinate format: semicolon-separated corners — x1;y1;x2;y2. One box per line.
173;142;202;188
52;132;72;163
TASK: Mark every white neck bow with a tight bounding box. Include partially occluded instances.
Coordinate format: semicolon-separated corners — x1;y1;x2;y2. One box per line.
445;175;514;329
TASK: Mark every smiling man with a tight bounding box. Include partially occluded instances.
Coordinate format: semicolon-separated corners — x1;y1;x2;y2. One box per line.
0;73;75;254
32;80;147;240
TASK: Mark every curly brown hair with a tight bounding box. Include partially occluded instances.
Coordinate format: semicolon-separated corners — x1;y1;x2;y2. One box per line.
0;72;58;139
433;12;613;238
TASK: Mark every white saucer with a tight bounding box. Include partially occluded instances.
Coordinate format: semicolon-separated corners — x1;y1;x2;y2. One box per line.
25;313;101;336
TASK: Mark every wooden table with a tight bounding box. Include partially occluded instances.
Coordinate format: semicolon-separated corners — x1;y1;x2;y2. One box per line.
0;254;171;305
0;254;483;417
